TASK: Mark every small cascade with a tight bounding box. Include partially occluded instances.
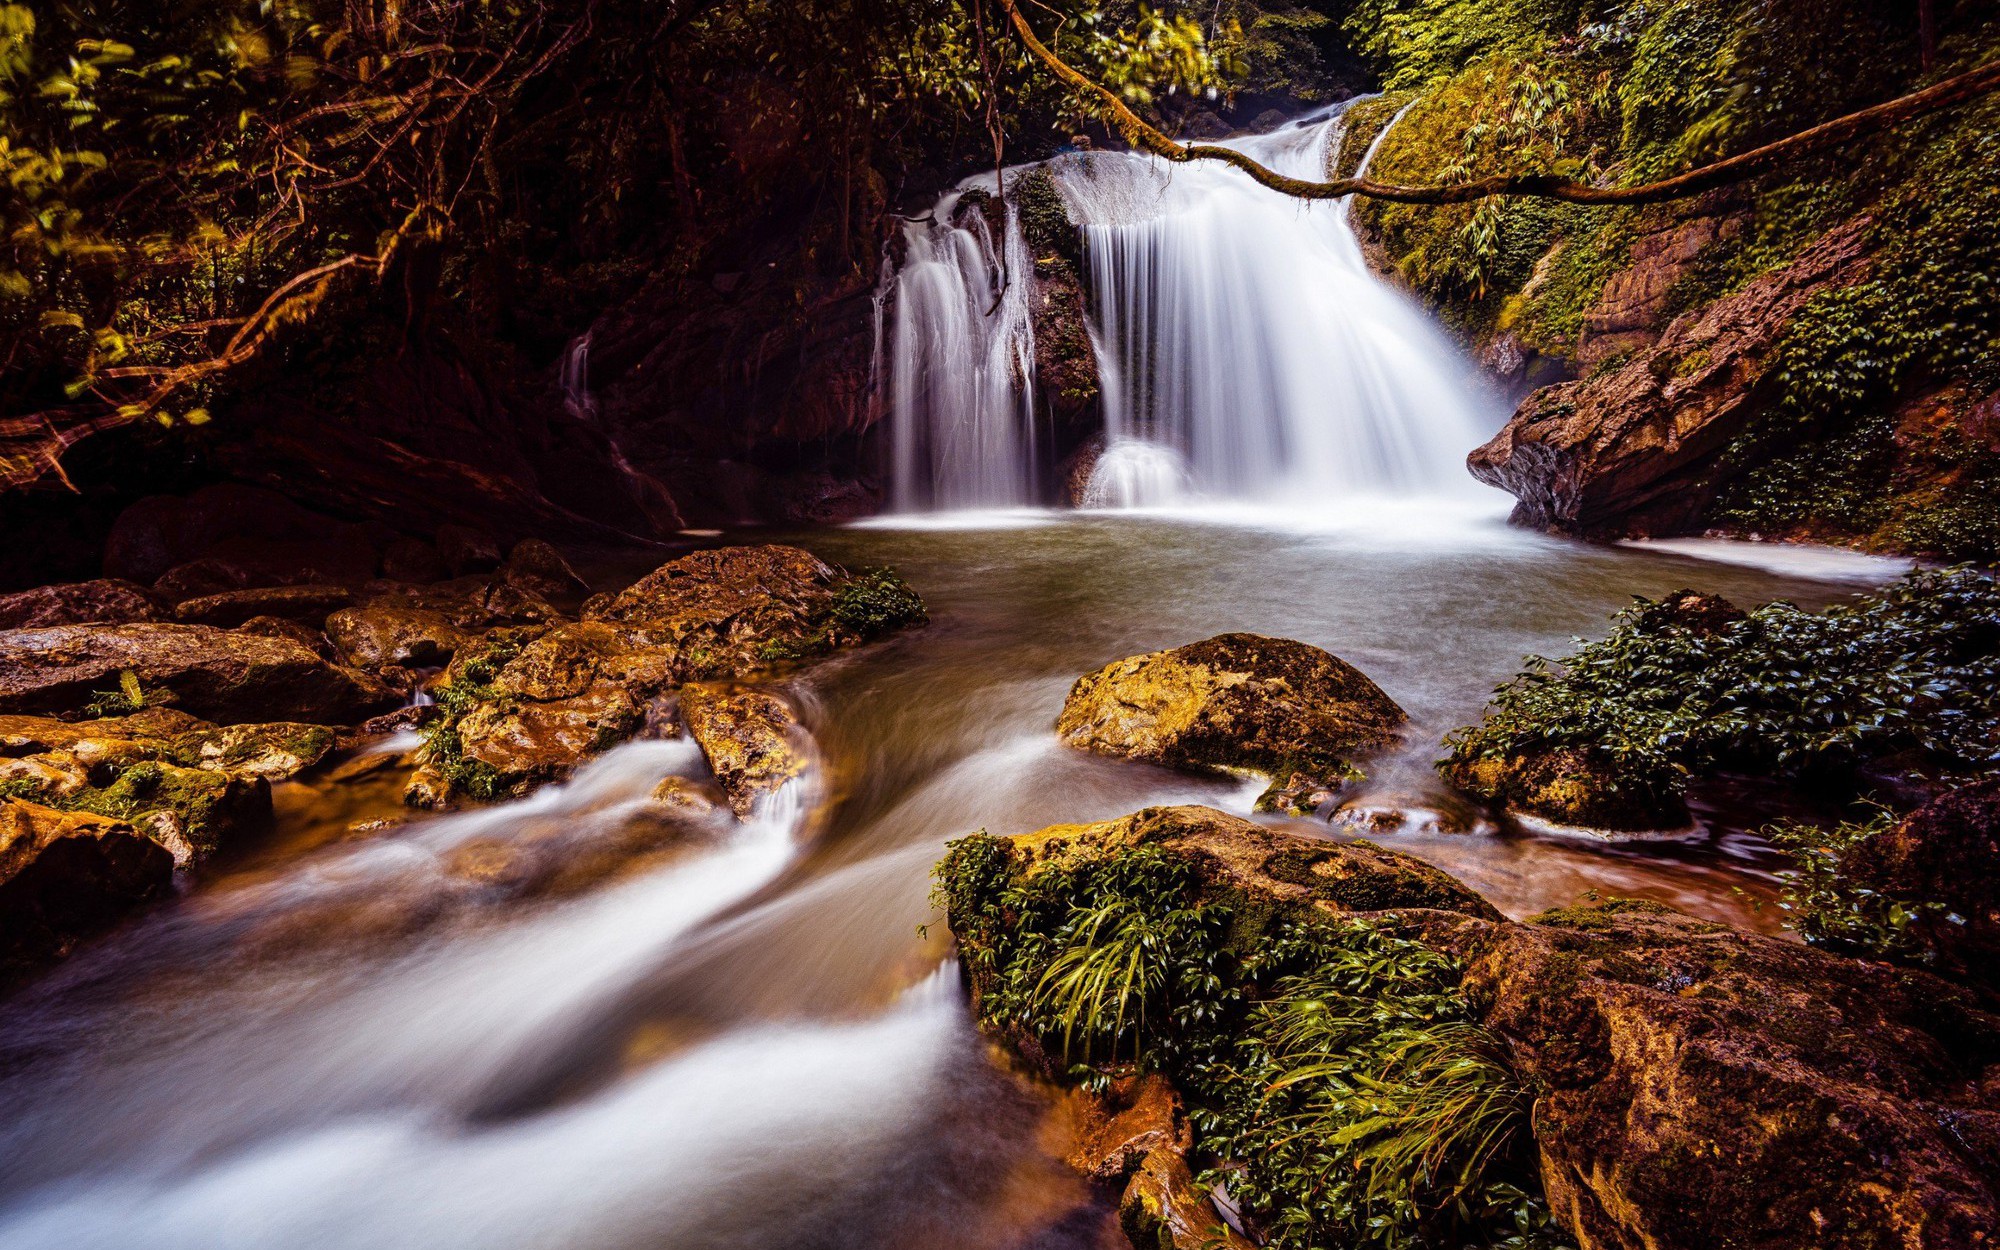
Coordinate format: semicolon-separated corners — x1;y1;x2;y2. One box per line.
560;332;596;422
880;190;1040;511
1080;438;1191;508
1054;105;1497;507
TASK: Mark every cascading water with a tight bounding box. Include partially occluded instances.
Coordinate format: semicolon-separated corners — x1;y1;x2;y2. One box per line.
1054;105;1498;507
881;188;1040;510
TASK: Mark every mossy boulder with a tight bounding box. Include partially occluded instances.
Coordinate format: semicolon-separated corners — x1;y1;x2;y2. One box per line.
1011;805;1499;925
0;798;173;988
446;686;646;798
1837;778;2000;993
1457;898;2000;1250
1056;634;1406;803
678;684;811;816
1440;743;1689;834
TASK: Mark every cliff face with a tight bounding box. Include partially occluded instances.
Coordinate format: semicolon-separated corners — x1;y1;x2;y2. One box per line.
1345;0;2000;562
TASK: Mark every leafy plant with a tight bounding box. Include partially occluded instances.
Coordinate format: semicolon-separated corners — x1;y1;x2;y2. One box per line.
1770;811;1952;963
83;669;149;718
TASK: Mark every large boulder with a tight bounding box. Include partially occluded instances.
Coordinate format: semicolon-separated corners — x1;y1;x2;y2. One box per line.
1056;634;1406;808
1840;778;2000;992
324;603;472;670
447;686;646;797
1469;219;1872;537
498;538;589;604
0;580;166;629
1012;805;1499;922
0;799;173;986
0;623;398;724
1459;898;2000;1250
584;544;844;663
1441;744;1689;834
679;684;811;816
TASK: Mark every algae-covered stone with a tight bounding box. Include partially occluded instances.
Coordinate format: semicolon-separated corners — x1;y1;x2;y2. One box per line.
1056;633;1406;796
449;686;645;795
679;684;811;816
1012;805;1498;922
324;604;471;671
1440;743;1690;834
1457;898;2000;1250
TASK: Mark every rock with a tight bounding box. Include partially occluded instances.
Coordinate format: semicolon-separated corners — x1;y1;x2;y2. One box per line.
1470;219;1873;537
489;623;640;702
1012;805;1500;922
0;752;91;799
435;524;503;576
450;685;645;794
324;604;472;671
0;580;165;629
499;539;589;603
585;544;842;664
234;615;334;659
73;761;270;864
1459;898;2000;1250
380;536;446;584
1056;634;1407;798
1057;1075;1254;1250
360;577;561;632
170;722;337;781
0;799;173;986
173;584;355;628
150;558;253;603
0;623;399;724
106;484;383;589
1576;215;1742;367
648;775;721;815
403;765;455;811
1441;744;1690;833
1840;778;2000;992
679;684;811;816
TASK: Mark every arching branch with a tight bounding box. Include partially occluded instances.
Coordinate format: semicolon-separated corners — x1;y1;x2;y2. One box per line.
999;0;2000;206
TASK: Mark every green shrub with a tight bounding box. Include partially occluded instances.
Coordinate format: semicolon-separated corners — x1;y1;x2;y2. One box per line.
1442;569;2000;810
1770;811;1946;964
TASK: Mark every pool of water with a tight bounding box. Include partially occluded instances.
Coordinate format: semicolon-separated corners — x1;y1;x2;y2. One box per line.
0;506;1899;1249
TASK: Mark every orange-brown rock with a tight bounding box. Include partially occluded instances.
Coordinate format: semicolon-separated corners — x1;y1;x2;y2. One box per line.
1470;219;1872;537
173;584;354;629
0;579;166;629
1056;1075;1253;1250
325;603;472;671
1576;215;1742;367
1457;898;2000;1250
1057;634;1406;803
679;684;810;816
0;799;173;987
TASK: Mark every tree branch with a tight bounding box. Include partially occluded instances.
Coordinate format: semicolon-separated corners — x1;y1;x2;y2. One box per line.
999;0;2000;206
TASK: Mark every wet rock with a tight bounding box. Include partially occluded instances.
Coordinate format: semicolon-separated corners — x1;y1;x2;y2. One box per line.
585;544;843;665
499;539;589;604
1470;219;1873;537
450;685;645;794
648;775;722;815
234;614;335;659
1840;778;2000;992
0;799;173;986
1056;634;1407;797
173;584;355;628
1012;805;1500;922
435;524;504;576
361;577;561;632
1441;743;1690;834
1576;215;1743;367
0;752;91;799
324;604;472;671
1058;1075;1254;1250
403;765;455;811
170;721;337;781
489;623;635;702
1458;898;2000;1250
0;623;399;724
0;579;165;629
679;684;810;816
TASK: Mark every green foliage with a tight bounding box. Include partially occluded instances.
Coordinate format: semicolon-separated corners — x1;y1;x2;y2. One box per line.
828;566;928;642
932;837;1560;1249
83;669;149;719
1770;811;1949;964
1443;569;2000;811
418;636;525;802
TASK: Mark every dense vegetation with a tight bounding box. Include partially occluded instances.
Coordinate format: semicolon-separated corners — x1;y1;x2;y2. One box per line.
935;833;1563;1250
1442;569;2000;820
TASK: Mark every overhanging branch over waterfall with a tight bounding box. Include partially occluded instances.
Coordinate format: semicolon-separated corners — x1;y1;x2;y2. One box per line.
999;0;2000;207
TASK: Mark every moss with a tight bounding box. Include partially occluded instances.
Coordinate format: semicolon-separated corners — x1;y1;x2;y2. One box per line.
1010;167;1077;267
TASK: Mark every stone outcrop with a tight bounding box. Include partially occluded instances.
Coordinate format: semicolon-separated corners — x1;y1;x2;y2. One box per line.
1470;219;1872;537
1457;898;2000;1250
0;579;166;629
1057;633;1407;809
1576;215;1743;367
0;623;399;724
1841;778;2000;992
679;684;811;816
1011;805;1500;922
0;799;174;987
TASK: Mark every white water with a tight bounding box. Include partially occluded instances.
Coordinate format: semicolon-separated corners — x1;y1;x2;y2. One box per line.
882;190;1040;510
1058;107;1499;507
879;106;1502;513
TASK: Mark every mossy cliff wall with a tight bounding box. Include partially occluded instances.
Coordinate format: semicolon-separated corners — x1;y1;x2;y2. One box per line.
1343;0;2000;560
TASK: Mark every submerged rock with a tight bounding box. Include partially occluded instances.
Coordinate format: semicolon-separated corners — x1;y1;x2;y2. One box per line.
0;799;173;986
679;684;810;816
1458;898;2000;1250
0;623;398;724
1056;633;1406;802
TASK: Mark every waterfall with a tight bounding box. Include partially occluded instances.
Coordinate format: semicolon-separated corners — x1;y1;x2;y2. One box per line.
1054;106;1496;508
561;332;596;422
881;190;1040;511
